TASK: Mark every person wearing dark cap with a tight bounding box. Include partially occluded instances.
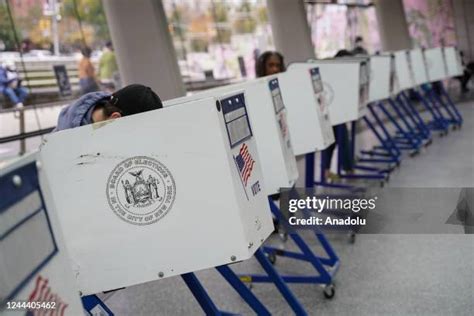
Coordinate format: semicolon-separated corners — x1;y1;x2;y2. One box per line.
53;84;163;132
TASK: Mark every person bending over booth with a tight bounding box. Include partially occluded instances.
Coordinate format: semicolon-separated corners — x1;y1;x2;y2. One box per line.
54;84;163;132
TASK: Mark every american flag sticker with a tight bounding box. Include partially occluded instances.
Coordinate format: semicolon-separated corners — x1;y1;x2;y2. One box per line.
234;143;255;187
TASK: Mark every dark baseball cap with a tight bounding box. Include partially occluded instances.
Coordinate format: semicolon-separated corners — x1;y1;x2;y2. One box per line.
109;84;163;116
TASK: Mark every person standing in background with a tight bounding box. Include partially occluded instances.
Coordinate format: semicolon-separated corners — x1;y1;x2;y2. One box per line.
352;36;368;56
78;46;99;95
98;41;119;92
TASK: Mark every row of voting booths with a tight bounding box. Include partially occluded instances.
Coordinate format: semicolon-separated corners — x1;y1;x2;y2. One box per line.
0;46;464;315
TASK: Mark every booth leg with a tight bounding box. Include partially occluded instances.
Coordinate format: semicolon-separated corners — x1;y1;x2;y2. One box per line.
387;99;422;148
413;89;448;132
254;250;308;315
421;86;450;131
241;198;340;295
216;265;271;316
181;273;224;315
378;101;420;152
430;85;461;126
364;103;401;158
440;84;463;124
269;198;339;275
400;91;431;140
430;88;458;124
395;94;428;139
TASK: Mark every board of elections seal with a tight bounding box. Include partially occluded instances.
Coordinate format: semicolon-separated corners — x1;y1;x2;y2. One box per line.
106;156;176;225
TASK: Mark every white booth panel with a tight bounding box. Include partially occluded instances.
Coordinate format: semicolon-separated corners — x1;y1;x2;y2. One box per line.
409;49;429;86
368;55;392;102
1;154;84;315
393;50;415;91
38;96;273;295
303;59;369;125
443;46;463;77
164;76;298;195
278;64;335;154
424;47;448;82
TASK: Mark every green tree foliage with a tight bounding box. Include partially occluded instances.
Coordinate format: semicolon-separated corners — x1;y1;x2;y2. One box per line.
233;2;257;34
0;3;21;50
62;0;110;44
257;5;268;24
169;4;187;39
210;2;231;43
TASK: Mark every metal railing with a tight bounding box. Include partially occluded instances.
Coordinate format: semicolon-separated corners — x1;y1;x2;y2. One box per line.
0;101;67;155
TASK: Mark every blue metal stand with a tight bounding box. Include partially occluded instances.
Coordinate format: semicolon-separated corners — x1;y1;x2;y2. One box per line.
82;269;271;316
439;84;463;125
395;94;431;142
418;86;450;133
359;102;401;163
238;198;339;312
426;84;462;127
378;100;422;153
399;91;432;142
215;265;271;315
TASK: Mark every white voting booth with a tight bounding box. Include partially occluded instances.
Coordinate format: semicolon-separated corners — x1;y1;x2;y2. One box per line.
423;47;448;82
443;46;463;77
301;58;369;125
164;76;299;195
368;55;394;102
408;49;430;86
277;64;335;154
38;97;274;295
393;50;416;92
0;154;84;315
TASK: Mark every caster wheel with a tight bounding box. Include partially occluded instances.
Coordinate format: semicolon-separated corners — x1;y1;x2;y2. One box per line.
349;232;356;244
279;232;288;242
323;284;335;299
396;161;401;168
439;133;444;137
248;282;253;290
380;181;384;188
385;175;390;183
266;252;277;265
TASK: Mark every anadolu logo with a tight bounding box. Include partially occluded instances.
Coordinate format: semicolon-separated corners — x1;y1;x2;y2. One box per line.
322;82;335;106
106;156;176;225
